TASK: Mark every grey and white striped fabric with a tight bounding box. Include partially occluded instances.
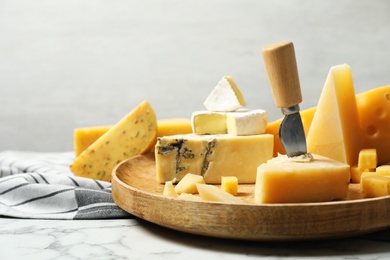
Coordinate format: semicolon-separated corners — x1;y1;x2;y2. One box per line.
0;151;131;219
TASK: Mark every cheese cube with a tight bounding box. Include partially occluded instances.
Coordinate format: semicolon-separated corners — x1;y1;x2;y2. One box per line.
221;176;238;195
350;164;375;183
203;76;246;112
255;154;350;203
226;109;268;136
376;165;390;177
163;181;177;197
361;176;390;198
307;64;364;166
358;148;377;169
155;133;274;184
196;183;243;204
191;111;227;134
360;171;378;182
70;100;157;181
174;173;205;194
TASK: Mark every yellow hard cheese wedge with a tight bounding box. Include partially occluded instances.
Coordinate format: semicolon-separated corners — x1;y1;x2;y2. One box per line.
254;154;350;204
70;100;157;181
357;85;390;165
155;133;274;184
307;64;364;166
196;183;243;204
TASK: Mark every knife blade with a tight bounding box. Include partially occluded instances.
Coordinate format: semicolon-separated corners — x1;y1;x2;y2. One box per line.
261;41;307;157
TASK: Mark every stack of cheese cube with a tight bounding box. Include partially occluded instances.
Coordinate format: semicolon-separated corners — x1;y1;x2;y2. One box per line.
155;76;274;187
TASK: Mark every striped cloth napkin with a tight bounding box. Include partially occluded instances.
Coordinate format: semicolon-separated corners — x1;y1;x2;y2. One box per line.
0;151;131;219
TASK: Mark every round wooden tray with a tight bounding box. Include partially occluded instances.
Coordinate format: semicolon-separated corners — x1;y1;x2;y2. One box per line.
111;153;390;241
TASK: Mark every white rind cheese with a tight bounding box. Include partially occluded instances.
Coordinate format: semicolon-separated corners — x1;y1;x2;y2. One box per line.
155;133;274;184
226;109;268;136
203;76;246;112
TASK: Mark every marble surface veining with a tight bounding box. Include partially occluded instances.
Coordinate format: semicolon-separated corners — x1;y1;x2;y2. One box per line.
0;217;389;260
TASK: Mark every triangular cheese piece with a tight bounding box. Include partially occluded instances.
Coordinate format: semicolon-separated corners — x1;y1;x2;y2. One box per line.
306;64;363;166
203;76;246;112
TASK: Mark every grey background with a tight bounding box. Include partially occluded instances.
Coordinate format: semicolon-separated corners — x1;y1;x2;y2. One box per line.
1;0;389;152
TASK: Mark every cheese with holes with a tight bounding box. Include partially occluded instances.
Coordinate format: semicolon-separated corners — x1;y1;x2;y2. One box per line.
155;133;273;184
203;76;246;112
70;100;157;181
306;64;364;166
254;154;350;203
226;109;267;136
356;85;390;165
191;111;227;134
196;183;243;203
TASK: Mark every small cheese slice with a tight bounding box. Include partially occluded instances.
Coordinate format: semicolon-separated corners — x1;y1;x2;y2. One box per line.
70;100;157;181
163;181;178;197
221;176;238;195
203;76;246;112
254;154;350;204
306;64;364;166
226;109;267;136
361;176;390;198
174;173;205;194
155;133;274;184
177;193;203;201
74;125;111;157
196;183;243;204
191;111;227;134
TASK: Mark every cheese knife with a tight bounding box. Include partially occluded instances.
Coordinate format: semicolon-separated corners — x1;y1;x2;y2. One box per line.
262;41;307;157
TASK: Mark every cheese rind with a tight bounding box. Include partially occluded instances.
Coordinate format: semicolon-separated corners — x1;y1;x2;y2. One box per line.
155;133;274;184
203;76;246;112
255;154;350;203
306;64;364;166
191;111;227;134
70;100;157;181
226;109;267;136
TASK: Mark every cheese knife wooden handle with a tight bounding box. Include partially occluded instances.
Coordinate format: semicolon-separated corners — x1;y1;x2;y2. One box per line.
262;41;302;108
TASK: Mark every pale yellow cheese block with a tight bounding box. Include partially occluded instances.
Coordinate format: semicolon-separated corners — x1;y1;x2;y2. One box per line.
74;118;192;156
174;173;205;194
163;181;178;197
255;154;350;204
155;133;274;184
70;100;157;181
358;148;377;169
221;176;238;195
307;64;364;166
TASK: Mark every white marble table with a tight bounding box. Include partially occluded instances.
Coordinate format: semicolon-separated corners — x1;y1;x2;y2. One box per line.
0;217;389;260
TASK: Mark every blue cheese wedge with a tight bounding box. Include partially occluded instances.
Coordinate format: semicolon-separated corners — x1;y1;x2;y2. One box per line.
155;133;273;184
203;76;246;112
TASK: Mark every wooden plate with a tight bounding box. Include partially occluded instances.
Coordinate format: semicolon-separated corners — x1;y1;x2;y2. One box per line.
112;153;390;241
